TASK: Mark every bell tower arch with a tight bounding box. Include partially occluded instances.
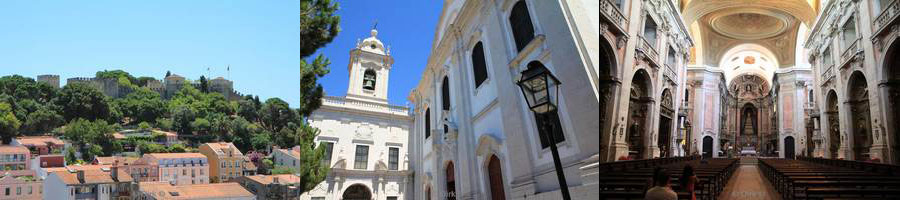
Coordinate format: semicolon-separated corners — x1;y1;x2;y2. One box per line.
347;28;394;103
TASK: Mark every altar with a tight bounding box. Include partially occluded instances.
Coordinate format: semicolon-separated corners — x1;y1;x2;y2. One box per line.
740;146;757;156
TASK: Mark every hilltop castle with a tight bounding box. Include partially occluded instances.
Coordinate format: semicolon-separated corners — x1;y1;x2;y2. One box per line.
36;72;241;100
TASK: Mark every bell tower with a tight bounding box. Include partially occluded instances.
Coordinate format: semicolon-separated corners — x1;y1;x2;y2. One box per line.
346;28;393;104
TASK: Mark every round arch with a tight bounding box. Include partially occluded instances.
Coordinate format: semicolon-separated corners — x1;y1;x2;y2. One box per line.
342;184;372;200
847;71;873;161
825;89;841;159
881;35;900;164
718;44;780;87
626;69;653;159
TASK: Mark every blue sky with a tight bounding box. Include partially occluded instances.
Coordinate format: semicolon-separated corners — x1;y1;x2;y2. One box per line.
0;0;441;107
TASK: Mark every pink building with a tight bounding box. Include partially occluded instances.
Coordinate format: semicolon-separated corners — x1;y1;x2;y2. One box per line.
0;146;30;171
0;171;42;200
142;153;209;185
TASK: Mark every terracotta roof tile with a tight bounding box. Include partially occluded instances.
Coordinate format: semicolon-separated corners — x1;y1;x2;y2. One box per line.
139;182;254;199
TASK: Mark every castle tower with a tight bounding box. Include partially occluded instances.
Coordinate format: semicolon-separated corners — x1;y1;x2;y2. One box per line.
345;28;393;104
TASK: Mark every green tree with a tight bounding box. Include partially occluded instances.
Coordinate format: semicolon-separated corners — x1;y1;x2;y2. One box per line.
250;132;272;151
135;76;157;87
167;143;188;153
64;118;120;160
0;103;22;144
259;98;299;134
119;88;167;124
65;147;78;164
96;70;138;86
156;118;174;131
137;141;168;155
199;76;209;93
171;105;195;135
138;122;152;131
237;95;261;122
191;118;211;135
294;0;340;194
23;104;64;134
55;83;113;122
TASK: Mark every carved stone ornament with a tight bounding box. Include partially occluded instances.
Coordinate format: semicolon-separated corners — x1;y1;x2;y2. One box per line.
599;22;609;33
617;36;628;49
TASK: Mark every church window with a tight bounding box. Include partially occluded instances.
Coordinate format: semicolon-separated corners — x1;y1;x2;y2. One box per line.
841;15;857;50
389;147;399;170
643;16;658;47
363;69;377;91
322;142;334;167
354;145;369;170
442;76;451;111
425;109;432;138
509;0;535;52
667;47;677;67
472;42;489;88
534;111;566;149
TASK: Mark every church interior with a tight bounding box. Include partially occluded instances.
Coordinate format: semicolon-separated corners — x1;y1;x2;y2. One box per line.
598;0;900;199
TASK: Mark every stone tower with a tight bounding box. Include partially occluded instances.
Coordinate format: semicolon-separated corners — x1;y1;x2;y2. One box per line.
345;28;393;104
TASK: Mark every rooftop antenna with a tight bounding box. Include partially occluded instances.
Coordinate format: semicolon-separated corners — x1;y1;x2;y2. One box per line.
227;65;231;80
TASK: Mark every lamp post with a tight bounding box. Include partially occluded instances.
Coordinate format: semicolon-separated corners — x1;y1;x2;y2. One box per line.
516;62;570;200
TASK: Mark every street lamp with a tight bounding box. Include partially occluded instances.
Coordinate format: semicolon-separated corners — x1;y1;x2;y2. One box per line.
516;62;571;200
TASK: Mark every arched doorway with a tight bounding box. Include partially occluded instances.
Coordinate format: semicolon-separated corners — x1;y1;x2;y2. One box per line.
826;90;841;159
703;136;713;159
425;186;432;200
739;103;759;151
487;155;506;200
342;184;372;200
658;89;674;158
598;35;617;158
627;69;653;159
785;136;795;159
848;72;872;161
883;40;900;164
446;162;456;200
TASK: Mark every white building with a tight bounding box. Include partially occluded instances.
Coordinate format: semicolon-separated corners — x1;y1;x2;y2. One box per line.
301;28;413;200
407;0;603;199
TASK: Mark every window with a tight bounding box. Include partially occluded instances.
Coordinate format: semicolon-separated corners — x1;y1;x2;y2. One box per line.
615;0;624;10
322;142;334;167
472;42;489;88
389;147;400;170
643;16;658;47
354;145;369;170
667;47;677;67
387;197;398;200
442;76;451;111
425;109;432;138
823;47;833;67
534;111;566;149
842;16;857;49
509;0;536;52
363;69;377;91
311;197;326;200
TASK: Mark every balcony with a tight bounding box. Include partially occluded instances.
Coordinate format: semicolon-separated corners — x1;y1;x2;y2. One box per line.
322;96;409;115
637;36;659;66
821;65;835;81
599;0;629;35
840;38;861;67
874;0;900;36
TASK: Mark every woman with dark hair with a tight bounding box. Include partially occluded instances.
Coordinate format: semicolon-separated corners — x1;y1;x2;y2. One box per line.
645;168;677;200
681;165;700;200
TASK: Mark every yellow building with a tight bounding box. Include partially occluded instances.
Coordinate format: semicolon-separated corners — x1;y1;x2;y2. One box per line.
198;143;245;183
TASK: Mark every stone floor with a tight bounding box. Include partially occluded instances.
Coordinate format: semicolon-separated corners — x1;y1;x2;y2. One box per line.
718;164;782;200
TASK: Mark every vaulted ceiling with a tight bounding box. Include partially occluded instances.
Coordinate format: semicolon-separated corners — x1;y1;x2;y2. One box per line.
681;0;819;68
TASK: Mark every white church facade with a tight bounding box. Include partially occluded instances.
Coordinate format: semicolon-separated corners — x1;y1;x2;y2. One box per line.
407;0;602;199
301;29;414;200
